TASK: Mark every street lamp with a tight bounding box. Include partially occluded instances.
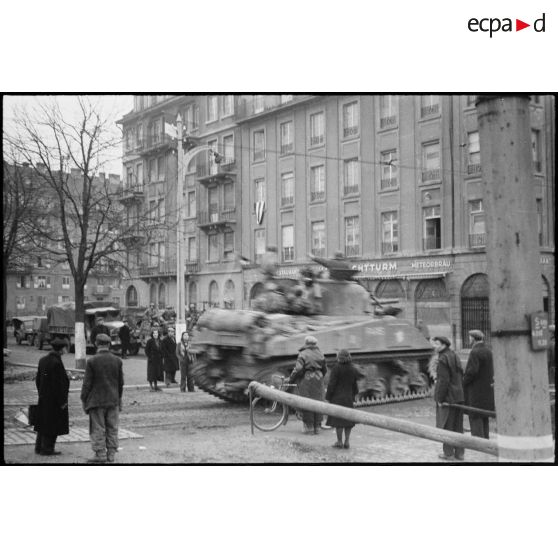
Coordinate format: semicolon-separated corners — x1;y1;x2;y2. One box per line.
175;114;222;340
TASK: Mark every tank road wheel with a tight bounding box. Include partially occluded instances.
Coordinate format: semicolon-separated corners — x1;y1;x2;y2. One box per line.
251;397;288;431
389;374;409;397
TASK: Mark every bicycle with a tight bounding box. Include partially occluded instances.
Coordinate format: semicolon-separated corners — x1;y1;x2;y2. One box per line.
250;374;298;432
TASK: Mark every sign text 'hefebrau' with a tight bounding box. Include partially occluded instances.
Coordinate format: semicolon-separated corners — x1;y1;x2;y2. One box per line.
468;13;545;37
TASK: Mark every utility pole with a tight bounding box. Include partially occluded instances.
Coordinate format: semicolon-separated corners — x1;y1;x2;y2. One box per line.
476;95;553;462
175;113;186;340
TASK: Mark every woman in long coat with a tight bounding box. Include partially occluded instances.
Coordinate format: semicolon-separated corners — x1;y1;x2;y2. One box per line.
325;349;361;449
145;329;164;391
34;338;70;455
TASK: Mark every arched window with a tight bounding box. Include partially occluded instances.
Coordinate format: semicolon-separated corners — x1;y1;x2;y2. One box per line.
149;283;157;306
126;285;138;307
158;283;166;309
188;281;197;305
415;278;451;341
224;279;235;309
461;273;490;347
209;281;219;307
249;282;265;308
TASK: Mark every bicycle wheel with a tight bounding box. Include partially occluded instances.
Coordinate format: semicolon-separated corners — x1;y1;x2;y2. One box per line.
251;396;288;432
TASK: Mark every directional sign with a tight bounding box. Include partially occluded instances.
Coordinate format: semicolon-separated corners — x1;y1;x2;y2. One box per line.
530;311;549;351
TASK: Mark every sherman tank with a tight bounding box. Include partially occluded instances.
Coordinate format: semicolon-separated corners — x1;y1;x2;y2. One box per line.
190;267;434;405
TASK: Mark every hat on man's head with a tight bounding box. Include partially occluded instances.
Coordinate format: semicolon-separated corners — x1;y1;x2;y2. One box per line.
50;337;67;349
304;335;318;346
468;329;485;341
432;336;451;347
95;333;111;345
337;349;351;363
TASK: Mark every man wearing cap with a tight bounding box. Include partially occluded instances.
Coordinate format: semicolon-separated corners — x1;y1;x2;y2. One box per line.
90;317;110;354
289;335;328;434
463;330;495;439
33;337;70;456
432;335;465;461
81;333;124;463
161;327;179;386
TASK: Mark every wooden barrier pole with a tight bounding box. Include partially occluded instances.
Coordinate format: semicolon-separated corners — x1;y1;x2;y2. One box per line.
249;382;498;456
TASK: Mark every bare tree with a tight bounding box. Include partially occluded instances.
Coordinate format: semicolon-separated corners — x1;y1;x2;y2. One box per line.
5;96;177;368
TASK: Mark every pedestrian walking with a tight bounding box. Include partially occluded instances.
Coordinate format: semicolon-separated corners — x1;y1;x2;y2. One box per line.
177;331;195;392
161;327;179;386
289;335;328;434
33;337;70;456
432;335;465;461
463;329;495;439
145;329;164;391
325;349;362;449
416;319;430;340
80;334;124;463
119;320;131;359
90;317;110;354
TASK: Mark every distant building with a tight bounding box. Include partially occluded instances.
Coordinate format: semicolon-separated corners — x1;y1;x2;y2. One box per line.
117;95;555;349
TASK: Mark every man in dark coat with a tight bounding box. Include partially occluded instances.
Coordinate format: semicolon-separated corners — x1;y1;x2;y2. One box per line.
463;329;495;439
161;327;179;386
81;333;124;463
119;320;131;359
90;317;110;354
433;335;465;461
34;337;70;456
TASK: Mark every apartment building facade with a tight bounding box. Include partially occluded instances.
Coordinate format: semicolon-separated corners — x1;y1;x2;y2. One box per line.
118;95;555;349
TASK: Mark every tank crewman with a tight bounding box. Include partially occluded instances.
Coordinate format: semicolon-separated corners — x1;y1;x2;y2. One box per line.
144;303;158;325
186;303;200;332
309;251;359;281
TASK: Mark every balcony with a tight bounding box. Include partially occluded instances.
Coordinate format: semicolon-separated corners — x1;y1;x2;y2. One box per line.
197;207;237;230
237;95;312;120
380;115;397;128
421;168;441;182
91;265;118;277
421;104;439;118
94;285;113;295
310;135;324;146
467;163;482;175
184;260;199;274
281;195;294;206
310;190;325;203
381;177;398;190
119;183;145;203
196;159;236;186
138;259;177;278
469;233;486;248
280;142;293;155
344;184;359;196
423;237;441;251
120;225;144;245
137;133;176;156
345;245;360;258
381;241;399;254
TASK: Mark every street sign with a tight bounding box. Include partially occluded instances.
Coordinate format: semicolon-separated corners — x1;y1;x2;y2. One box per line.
530;311;549;351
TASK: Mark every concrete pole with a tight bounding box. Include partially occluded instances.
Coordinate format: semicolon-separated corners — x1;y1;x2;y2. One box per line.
175;114;186;341
476;95;553;462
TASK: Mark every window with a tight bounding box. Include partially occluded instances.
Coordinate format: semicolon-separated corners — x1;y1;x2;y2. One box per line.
420;95;440;118
343;158;359;195
184;104;199;132
254;95;264;114
208;233;219;262
280;121;293;155
254;229;266;263
467;132;481;174
62;296;70;303
16;296;25;310
208;187;219;222
310;112;325;145
311;221;326;257
127;166;134;187
16;276;26;289
158;198;165;222
136;123;143;147
62;276;71;290
149;159;156;183
253;130;265;162
254;178;265;205
224;183;234;210
381;211;399;254
223;280;235;309
136;163;143;185
282;225;294;262
187;191;196;217
422;141;440;182
469;200;485;248
423;206;441;250
224;231;234;260
207;95;218;122
343;101;359;137
158;242;165;269
344;216;360;257
152;119;162;144
157;155;165;180
380;95;398;127
467;95;477;106
149;243;157;267
37;276;47;289
280;95;293;104
531;129;542;173
125;129;132;151
208;139;218;175
536;199;543;246
149;200;157;223
380;150;398;190
223;134;234;164
281;172;294;206
37;296;47;311
310;165;325;202
222;95;234;117
187;237;197;261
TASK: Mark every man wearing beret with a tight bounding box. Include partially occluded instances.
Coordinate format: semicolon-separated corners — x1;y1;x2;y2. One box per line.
432;336;465;461
81;333;124;463
464;330;495;439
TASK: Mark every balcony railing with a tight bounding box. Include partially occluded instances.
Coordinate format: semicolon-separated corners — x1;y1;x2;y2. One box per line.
139;260;177;277
423;237;441;250
280;142;293;155
137;133;176;154
197;207;236;227
421;168;441;182
310;190;325;202
120;225;144;244
184;260;199;274
119;183;145;202
281;195;294;206
196;159;236;179
344;184;359;196
467;163;482;175
282;247;294;262
381;177;398;190
343;126;359;137
381;241;399;254
310;134;324;146
94;285;113;294
345;245;360;258
533;161;543;173
237;95;307;119
380;115;397;128
421;104;439;118
469;233;486;248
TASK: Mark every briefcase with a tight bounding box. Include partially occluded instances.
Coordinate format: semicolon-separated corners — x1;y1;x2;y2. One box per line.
28;404;39;427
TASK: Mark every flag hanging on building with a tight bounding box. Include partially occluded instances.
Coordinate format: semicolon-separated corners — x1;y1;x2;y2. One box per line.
255;201;266;224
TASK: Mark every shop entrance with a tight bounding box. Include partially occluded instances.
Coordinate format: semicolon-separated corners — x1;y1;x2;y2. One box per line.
461;273;490;348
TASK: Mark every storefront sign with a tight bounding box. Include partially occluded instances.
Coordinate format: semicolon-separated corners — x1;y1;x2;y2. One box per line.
353;256;455;277
530;311;549;351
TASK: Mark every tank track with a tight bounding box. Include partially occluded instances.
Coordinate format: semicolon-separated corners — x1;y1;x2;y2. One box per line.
354;387;433;408
191;359;247;404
